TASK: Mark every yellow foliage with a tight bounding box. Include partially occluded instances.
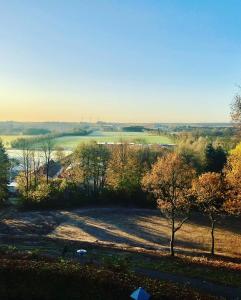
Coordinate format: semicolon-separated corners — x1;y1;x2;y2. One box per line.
225;142;241;215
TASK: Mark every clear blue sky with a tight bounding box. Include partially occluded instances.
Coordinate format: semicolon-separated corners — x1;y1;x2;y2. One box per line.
0;0;241;122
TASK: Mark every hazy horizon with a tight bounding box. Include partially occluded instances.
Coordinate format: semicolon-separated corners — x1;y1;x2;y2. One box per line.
0;120;233;125
1;1;241;123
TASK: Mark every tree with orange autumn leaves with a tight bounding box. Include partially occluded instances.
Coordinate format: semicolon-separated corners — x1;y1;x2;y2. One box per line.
192;172;226;255
142;152;196;256
142;148;241;257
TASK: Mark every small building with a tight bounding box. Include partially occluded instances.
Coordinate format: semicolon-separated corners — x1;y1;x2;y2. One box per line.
8;182;18;194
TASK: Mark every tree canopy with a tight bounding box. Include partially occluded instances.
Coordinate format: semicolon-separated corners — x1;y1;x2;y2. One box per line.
142;152;196;256
192;172;226;255
225;142;241;215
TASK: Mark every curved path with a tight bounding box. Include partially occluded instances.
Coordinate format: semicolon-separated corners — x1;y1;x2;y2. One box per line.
135;268;241;299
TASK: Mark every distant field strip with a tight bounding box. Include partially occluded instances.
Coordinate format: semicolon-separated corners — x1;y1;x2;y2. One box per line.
53;132;172;149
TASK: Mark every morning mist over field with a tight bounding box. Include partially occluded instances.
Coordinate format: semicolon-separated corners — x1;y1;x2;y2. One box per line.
1;1;241;122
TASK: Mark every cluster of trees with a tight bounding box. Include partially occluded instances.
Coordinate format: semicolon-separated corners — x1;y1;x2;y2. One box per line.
0;129;238;256
16;137;59;201
176;136;228;174
121;125;154;132
22;128;51;135
0;95;240;257
16;140;168;208
142;147;241;256
122;125;146;132
14;133;241;256
141;97;241;256
0;121;93;135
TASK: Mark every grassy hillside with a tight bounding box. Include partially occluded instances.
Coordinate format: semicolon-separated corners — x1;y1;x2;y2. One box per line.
2;208;240;258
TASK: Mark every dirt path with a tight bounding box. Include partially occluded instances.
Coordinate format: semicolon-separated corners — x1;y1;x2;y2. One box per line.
135;268;241;299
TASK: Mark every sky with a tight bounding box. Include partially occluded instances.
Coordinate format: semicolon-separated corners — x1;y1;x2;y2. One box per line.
0;0;241;123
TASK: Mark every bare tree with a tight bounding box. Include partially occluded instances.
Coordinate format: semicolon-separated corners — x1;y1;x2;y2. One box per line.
41;136;54;184
55;146;65;162
31;149;41;187
17;139;32;195
231;94;241;136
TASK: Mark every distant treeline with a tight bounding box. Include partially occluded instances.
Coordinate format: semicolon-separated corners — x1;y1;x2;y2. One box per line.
0;121;235;138
0;121;92;135
23;128;51;135
167;125;235;137
122;125;236;139
122;126;152;132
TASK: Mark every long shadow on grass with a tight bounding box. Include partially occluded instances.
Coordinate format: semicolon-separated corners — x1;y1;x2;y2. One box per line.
0;210;64;236
188;212;241;235
56;210;207;253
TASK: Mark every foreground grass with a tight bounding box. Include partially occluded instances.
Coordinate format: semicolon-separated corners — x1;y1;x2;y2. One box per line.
0;252;216;300
123;252;241;287
1;240;240;289
64;246;241;287
1;207;240;290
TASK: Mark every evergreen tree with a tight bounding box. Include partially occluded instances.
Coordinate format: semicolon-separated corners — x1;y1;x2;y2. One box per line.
204;143;227;173
0;140;9;204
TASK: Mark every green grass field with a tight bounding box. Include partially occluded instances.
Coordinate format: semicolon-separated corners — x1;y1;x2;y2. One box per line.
1;132;172;150
53;131;172;149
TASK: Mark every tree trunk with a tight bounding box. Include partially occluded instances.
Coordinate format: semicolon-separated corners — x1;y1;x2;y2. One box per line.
46;160;49;184
170;218;175;256
211;220;216;256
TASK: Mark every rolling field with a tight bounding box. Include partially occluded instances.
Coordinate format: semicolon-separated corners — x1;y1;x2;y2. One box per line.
1;132;172;150
53;131;172;149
